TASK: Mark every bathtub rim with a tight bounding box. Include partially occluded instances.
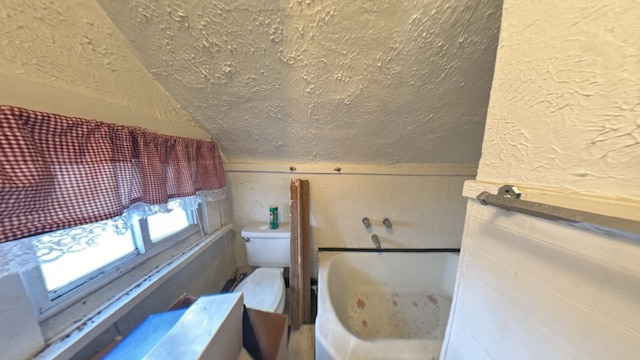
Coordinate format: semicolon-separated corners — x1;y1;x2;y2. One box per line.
315;249;460;360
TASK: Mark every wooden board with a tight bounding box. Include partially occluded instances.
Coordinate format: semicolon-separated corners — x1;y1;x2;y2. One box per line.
289;179;311;330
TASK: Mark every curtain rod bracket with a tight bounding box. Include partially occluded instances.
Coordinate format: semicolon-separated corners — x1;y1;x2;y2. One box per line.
497;184;521;199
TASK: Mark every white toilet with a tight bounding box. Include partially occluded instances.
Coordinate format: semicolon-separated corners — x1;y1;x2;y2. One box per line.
234;222;290;314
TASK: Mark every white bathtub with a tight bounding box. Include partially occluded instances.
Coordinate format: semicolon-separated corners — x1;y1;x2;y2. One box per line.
315;251;459;360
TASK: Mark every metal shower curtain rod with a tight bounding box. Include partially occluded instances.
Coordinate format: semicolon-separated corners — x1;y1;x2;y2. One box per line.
476;186;640;235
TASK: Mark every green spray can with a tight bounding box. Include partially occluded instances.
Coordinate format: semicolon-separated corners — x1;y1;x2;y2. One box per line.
269;205;279;229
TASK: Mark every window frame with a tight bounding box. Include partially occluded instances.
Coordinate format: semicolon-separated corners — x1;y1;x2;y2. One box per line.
35;204;206;322
47;247;139;301
142;207;199;245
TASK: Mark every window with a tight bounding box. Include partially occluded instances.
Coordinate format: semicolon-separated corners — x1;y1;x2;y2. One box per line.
35;224;137;294
33;204;202;299
147;208;195;243
25;193;225;343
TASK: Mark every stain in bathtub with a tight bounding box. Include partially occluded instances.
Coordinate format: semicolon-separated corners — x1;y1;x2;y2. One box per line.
346;287;452;341
427;294;438;305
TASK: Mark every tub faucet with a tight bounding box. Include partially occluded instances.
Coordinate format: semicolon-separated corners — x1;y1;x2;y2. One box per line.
371;234;381;249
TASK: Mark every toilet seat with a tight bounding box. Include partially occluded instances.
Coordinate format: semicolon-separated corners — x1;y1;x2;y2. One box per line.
234;267;285;313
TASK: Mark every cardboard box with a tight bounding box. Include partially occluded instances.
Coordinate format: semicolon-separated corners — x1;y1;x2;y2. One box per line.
144;293;245;359
106;292;288;360
242;307;288;360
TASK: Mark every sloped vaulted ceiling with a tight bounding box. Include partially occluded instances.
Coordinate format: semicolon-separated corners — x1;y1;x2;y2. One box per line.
97;0;502;164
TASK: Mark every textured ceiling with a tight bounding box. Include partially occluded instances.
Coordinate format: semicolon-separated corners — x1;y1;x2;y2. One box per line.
98;0;502;164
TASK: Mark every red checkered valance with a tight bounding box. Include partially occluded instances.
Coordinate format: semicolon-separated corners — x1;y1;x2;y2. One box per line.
0;105;226;243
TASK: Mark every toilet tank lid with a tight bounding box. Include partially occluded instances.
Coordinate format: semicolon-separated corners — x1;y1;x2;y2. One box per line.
241;222;290;238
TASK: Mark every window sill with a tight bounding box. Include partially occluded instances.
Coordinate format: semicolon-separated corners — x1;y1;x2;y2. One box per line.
34;223;232;360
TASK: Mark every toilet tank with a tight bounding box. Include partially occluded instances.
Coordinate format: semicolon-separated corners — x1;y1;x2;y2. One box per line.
241;222;291;267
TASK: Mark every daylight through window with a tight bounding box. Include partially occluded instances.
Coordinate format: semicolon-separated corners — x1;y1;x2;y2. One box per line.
33;204;200;297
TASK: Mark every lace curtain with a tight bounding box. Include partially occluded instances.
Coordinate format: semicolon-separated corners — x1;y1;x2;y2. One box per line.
0;105;227;243
32;189;227;263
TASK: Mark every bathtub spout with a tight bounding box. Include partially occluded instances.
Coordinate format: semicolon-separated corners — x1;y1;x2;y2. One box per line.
371;234;382;249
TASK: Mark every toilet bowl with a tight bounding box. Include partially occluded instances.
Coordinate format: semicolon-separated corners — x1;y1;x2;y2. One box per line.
234;222;290;314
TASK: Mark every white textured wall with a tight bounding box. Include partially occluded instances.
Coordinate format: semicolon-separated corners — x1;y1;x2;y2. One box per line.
227;167;472;276
477;0;640;199
97;0;502;164
445;1;640;359
0;273;45;360
0;0;208;139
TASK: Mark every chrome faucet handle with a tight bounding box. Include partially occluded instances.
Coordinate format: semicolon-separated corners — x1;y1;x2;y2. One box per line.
362;217;371;229
382;218;392;228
